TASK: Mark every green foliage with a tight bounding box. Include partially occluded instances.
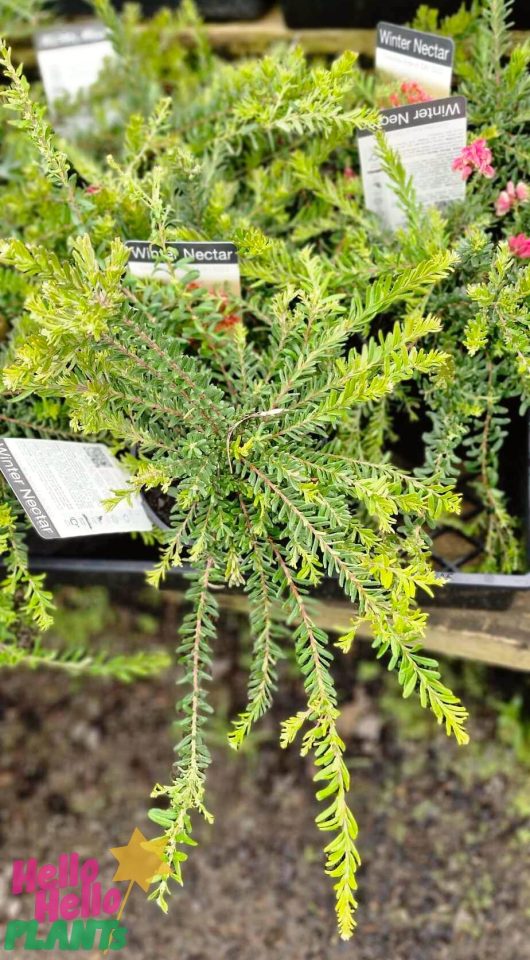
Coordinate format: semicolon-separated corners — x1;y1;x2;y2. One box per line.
1;0;49;39
0;0;529;939
495;693;530;766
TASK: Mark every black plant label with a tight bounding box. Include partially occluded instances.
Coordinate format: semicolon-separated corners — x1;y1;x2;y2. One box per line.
376;21;454;98
125;241;241;295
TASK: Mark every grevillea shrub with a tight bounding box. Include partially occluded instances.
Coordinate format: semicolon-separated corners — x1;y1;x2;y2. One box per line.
0;0;528;938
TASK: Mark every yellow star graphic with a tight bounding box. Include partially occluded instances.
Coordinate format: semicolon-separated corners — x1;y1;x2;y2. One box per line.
104;828;170;954
110;827;170;893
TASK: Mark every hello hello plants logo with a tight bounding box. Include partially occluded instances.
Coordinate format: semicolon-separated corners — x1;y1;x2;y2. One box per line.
3;829;169;952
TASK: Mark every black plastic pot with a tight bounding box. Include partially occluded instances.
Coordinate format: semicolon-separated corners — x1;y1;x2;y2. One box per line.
281;0;530;30
19;537;530;610
14;412;530;611
281;0;458;29
513;1;530;27
54;0;273;20
53;0;94;17
195;0;273;19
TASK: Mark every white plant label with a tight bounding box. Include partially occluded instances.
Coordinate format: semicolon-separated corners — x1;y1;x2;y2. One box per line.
0;439;153;540
125;241;241;296
357;96;467;231
376;22;454;98
34;22;114;108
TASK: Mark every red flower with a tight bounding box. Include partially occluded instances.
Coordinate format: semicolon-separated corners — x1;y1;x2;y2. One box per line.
401;81;430;104
389;81;431;108
215;313;241;332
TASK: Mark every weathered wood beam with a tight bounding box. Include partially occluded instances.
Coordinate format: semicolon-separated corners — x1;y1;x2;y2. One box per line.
162;588;530;672
9;7;530;69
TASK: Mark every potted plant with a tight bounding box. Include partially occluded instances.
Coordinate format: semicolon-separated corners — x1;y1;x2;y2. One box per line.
0;32;472;940
49;0;530;584
1;0;529;938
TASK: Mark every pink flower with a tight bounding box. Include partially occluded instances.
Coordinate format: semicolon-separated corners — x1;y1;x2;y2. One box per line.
452;138;495;181
343;166;357;180
496;184;516;215
495;180;530;216
85;184;101;195
508;233;530;258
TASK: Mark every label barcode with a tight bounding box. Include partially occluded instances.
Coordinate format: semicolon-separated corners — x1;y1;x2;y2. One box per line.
85;446;111;469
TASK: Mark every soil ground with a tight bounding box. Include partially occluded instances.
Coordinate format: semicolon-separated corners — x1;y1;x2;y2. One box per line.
0;588;529;960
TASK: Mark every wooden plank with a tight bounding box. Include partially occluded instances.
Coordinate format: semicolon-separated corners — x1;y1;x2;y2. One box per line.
9;8;375;66
310;594;530;671
163;13;530;57
177;8;376;55
8;7;374;69
421;596;530;671
9;3;530;70
162;588;530;671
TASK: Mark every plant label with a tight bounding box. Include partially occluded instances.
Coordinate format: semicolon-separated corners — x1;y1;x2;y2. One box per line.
0;439;153;540
357;96;467;230
125;241;241;296
34;22;114;109
376;22;454;98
